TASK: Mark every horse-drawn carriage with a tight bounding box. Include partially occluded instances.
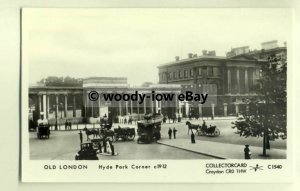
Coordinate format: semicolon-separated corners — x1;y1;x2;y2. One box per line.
83;123;115;141
75;142;98;160
186;121;220;137
37;120;50;139
137;113;162;144
113;126;135;141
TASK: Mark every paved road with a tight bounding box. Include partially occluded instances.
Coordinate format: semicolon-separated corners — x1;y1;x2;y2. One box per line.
30;118;286;160
29;130;213;160
160;119;287;149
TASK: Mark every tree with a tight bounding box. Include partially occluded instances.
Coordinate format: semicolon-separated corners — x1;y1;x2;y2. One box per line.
39;76;83;87
232;56;287;156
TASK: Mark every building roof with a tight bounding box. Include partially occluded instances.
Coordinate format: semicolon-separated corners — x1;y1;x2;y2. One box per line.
158;55;227;68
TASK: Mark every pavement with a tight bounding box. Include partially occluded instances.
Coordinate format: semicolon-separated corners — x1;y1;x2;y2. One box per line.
157;138;286;159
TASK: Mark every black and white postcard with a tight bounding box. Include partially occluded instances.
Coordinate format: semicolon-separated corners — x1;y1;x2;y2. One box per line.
21;8;292;182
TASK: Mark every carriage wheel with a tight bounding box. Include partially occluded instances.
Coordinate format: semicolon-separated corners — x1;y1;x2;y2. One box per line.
156;133;161;140
197;130;204;136
127;134;135;141
137;138;141;144
214;128;220;136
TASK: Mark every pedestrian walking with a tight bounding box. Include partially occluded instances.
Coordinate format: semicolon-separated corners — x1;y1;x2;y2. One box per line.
173;128;177;139
191;131;196;144
168;128;172;139
78;130;83;144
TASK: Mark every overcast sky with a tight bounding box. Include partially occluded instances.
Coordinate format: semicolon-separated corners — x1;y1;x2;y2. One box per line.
23;8;291;85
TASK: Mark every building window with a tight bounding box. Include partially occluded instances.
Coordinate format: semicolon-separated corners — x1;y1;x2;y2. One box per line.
198;68;202;76
207;67;213;76
190;69;194;77
173;71;177;79
213;67;221;76
184;70;188;78
162;73;166;81
168;72;172;80
179;71;183;79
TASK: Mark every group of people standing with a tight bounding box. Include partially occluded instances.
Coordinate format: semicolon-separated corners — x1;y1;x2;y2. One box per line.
168;128;177;139
64;120;72;130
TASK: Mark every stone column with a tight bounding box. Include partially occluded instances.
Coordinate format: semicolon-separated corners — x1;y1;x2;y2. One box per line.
155;100;159;113
227;69;231;94
38;95;42;119
151;99;154;113
198;103;202;118
98;95;101;117
84;94;87;119
237;68;240;94
185;102;189;116
91;98;94;117
223;103;228;117
130;100;133;114
55;94;59;118
175;94;178;115
125;101;128;115
143;96;146;114
211;104;215;119
46;95;49;119
64;94;68;118
42;94;46;120
119;101;122;116
235;103;239;115
245;69;249;93
73;95;76;117
137;99;140;115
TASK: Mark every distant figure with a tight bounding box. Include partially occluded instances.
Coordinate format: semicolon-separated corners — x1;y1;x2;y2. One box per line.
78;130;83;144
244;145;251;159
163;116;167;123
191;131;196;144
124;118;127;124
173;128;177;139
69;121;72;130
65;120;68;130
168;128;172;139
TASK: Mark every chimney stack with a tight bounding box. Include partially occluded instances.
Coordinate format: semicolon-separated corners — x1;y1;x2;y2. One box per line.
175;56;180;61
202;50;208;56
188;53;193;58
208;50;216;56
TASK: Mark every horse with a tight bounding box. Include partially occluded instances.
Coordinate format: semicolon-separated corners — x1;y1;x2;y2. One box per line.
185;121;200;135
83;127;99;141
